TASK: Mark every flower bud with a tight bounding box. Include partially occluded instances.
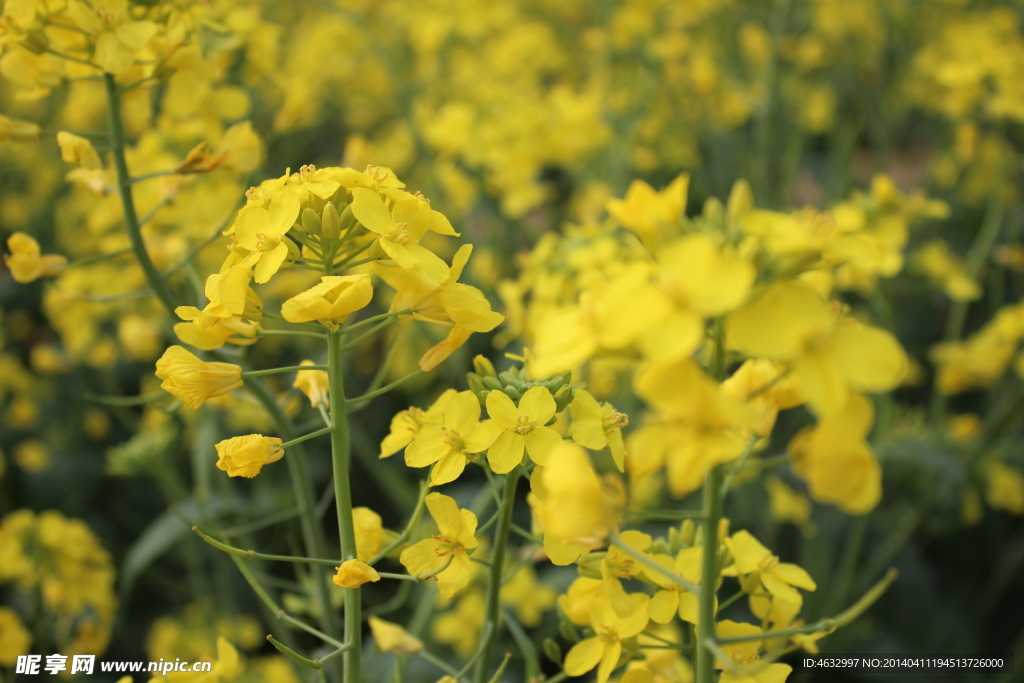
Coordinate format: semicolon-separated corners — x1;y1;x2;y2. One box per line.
300;207;322;235
332;559;380;589
558;619;580;643
472;355;497;379
542;639;562;665
339;204;358;232
214;434;284;478
482;376;504;392
466;374;489;402
22;30;49;54
680;519;696;546
321;201;341;239
553;384;573;413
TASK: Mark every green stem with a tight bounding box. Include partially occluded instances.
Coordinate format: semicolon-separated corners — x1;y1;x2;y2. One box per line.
474;471;520;683
193;525;341;565
370;481;429;565
695;465;723;683
338;319;394;354
609;534;701;593
280;426;333;449
267;635;323;670
243;364;328;377
263;312;324;330
344;309;412;336
130;169;177;183
257;329;327;340
104;73;179;317
720;436;759;497
68;247;132;268
347;370;426;406
328;329;361;682
716;569;899;644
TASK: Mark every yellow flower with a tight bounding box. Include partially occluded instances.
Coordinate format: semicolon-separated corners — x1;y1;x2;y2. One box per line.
399;493;478;598
281;275;373;330
563;594;650;683
911;240;982;302
405;391;497;486
214;434;284;478
982;460;1024;515
3;233;67;284
569;389;628;472
66;0;158;74
789;392;881;514
606;174;688;248
531;443;625;558
481;386;563;473
368;617;423;655
0;607;31;666
0;115;40;142
714;621;793;683
234;192;302;283
332;559;380;589
354;507;398;562
155;346;243;409
293;360;329;408
721;359;803;437
379;389;456;458
375;244;504;371
645;546;704;625
174;267;261;350
725;530;816;607
351;187;456;282
14;440;49;473
764;476;813;530
629;358;754;497
56;132;102;170
728;280;907;416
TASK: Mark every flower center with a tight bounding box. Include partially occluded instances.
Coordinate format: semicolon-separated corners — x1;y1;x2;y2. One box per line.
604;411;629;432
254;232;281;252
443;428;468;454
387;222;414;245
431;535;459;556
511;414;537;435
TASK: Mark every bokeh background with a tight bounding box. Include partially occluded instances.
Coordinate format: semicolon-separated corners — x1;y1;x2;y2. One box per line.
1;0;1024;681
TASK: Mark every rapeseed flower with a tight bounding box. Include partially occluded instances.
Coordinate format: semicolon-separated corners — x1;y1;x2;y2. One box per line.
563;593;650;683
154;347;243;409
4;233;67;284
281;274;373;329
293;361;329;408
404;390;496;486
399;493;478;598
214;435;284;478
481;386;563;473
332;559;380;589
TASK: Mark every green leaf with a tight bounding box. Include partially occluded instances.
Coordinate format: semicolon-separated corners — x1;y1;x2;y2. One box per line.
119;509;190;599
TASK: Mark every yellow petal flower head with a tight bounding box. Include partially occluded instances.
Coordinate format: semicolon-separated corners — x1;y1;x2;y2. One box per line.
982;460;1024;514
234;191;302;283
532;443;625;555
375;244;504;372
353;507;398;562
725;530;816;607
789;392;881;514
214;434;284;478
630;358;754;497
281;274;373;330
764;476;813;530
606;174;688;249
597;530;652;618
351;186;456;282
173;267;261;350
293;360;329;408
368;617;423;655
399;492;478;598
66;0;158;74
405;391;497;486
4;233;67;284
379;389;456;458
481;386;563;473
56;131;102;170
645;546;704;625
639;234;756;362
333;559;380;589
714;620;793;683
563;593;650;683
569;389;628;471
728;280;907;416
0;115;40;142
0;606;31;666
721;359;803;437
154;346;243;409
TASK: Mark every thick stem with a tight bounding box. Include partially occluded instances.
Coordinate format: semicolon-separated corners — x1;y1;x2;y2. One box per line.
695;464;723;683
329;329;361;682
474;471;519;683
103;73;179;317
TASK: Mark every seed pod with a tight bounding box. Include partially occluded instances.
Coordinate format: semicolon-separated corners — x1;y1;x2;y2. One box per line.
322;202;341;239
